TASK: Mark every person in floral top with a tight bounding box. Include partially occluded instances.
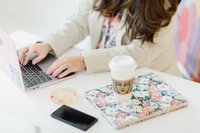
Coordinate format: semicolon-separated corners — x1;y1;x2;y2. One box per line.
18;0;182;78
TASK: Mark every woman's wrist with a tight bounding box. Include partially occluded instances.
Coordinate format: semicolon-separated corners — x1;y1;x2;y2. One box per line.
79;56;86;69
35;41;52;53
45;43;53;52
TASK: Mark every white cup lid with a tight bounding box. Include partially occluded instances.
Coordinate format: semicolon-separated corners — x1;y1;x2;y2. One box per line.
109;55;137;71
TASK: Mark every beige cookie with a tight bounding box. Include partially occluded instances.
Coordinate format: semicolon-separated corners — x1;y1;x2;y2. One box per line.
51;87;78;105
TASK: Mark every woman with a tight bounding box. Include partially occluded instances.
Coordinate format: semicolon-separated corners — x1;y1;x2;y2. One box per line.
19;0;182;78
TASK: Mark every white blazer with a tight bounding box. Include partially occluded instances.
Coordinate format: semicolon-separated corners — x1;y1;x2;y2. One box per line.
41;0;182;77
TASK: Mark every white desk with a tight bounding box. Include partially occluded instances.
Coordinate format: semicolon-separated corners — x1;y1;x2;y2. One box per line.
0;32;200;133
0;112;53;133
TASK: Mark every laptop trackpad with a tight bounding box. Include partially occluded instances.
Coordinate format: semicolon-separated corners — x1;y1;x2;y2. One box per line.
36;53;57;72
36;54;76;79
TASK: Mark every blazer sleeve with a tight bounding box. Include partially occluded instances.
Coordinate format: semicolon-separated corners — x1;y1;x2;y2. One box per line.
81;13;177;74
41;0;90;57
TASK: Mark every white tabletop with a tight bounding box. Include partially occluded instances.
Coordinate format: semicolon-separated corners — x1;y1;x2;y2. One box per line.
0;112;53;133
0;31;200;133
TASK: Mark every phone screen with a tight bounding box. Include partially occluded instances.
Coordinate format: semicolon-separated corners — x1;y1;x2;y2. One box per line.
51;105;98;131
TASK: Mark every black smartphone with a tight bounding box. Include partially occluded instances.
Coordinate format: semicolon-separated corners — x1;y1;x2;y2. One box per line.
51;105;98;131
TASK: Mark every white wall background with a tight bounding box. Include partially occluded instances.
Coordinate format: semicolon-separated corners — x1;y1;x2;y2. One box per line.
0;0;79;36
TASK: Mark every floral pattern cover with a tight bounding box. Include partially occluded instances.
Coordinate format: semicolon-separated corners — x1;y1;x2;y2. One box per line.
85;73;188;129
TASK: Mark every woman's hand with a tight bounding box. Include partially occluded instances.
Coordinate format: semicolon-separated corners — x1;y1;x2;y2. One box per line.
47;56;86;78
19;43;52;66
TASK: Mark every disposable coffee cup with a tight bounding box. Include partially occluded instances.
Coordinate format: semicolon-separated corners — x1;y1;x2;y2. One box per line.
109;55;137;103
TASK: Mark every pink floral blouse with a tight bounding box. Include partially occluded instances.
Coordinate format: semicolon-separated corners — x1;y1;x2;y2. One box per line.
97;15;121;49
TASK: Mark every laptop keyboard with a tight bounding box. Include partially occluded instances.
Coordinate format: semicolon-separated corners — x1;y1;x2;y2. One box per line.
20;62;53;88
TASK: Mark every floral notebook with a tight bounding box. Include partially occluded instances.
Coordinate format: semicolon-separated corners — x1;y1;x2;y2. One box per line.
85;73;188;129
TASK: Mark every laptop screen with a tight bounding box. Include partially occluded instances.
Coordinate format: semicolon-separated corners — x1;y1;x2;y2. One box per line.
0;29;24;90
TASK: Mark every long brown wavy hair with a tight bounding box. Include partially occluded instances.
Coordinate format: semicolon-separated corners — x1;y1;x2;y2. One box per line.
93;0;181;44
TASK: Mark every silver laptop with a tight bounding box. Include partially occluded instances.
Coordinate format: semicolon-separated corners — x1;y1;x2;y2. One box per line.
0;28;75;91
